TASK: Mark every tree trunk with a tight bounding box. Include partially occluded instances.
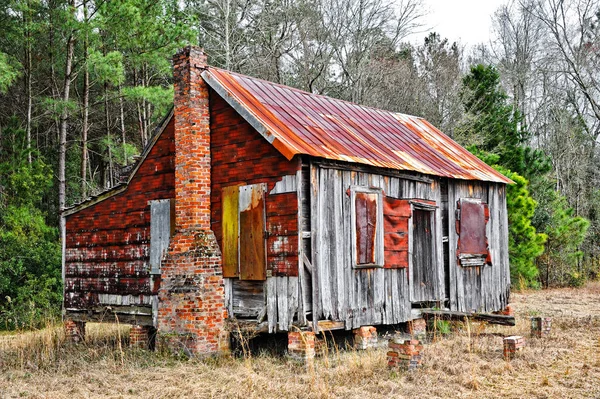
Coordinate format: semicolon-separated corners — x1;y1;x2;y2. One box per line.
59;0;76;281
81;0;89;198
119;84;126;164
104;81;113;188
25;0;32;164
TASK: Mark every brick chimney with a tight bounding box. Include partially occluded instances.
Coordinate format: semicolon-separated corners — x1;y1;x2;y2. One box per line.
157;46;229;355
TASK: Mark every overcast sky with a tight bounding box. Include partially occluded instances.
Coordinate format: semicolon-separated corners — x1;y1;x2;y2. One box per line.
406;0;509;46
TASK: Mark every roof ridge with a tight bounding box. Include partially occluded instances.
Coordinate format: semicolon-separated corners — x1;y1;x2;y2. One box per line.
209;66;425;120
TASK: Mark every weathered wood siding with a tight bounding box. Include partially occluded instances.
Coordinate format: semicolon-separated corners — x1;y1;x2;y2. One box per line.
447;181;510;312
209;91;302;331
64;116;176;324
310;164;445;330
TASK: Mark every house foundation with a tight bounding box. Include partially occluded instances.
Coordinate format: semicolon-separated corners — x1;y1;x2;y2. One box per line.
408;318;427;341
288;331;316;364
353;326;378;350
387;338;423;371
531;317;551;338
503;335;526;360
64;320;85;343
129;325;155;349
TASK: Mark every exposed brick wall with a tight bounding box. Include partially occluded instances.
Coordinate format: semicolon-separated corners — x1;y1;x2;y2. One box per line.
64;118;175;309
157;46;227;355
209;93;300;277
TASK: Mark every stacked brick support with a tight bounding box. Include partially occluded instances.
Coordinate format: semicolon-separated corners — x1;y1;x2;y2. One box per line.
408;318;427;341
530;317;551;338
503;335;526;360
387;339;423;371
64;320;86;343
130;325;154;349
157;46;228;356
288;331;316;363
353;326;378;350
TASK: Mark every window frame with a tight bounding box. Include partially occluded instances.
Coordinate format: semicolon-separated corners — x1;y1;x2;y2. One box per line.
350;186;384;268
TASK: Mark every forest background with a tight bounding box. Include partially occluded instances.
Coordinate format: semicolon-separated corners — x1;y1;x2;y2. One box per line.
0;0;598;329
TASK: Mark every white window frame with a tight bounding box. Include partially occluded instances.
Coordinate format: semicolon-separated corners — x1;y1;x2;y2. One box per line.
350;186;384;268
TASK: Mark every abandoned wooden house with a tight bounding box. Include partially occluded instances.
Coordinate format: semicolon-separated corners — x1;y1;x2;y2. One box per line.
62;46;513;355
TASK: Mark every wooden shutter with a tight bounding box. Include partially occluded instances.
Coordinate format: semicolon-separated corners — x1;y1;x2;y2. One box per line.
239;184;267;280
383;197;411;269
456;198;490;266
222;185;240;278
149;199;174;274
355;191;378;265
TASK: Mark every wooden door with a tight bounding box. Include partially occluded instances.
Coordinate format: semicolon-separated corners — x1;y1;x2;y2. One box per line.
239;183;267;280
411;208;437;302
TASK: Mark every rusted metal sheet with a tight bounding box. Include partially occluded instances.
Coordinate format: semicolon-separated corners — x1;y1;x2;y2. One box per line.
355;192;378;265
456;198;490;267
239;184;267;280
383;197;411;269
204;68;513;184
222;185;240;277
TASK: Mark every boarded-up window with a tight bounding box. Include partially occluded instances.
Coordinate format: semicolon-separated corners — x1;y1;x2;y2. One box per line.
351;187;383;267
456;198;490;267
221;183;267;280
149;199;174;274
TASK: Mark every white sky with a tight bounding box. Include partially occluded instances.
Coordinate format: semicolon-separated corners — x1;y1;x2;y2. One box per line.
407;0;509;47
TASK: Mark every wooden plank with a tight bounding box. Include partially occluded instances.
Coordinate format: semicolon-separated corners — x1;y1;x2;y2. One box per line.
232;279;265;318
318;167;332;319
421;310;515;326
239;184;267;281
149;199;172;274
310;163;320;333
270;174;297;194
288;276;299;327
266;277;277;333
317;320;345;331
296;167;307;326
342;169;354;328
222;185;240;278
277;277;289;330
333;169;344;320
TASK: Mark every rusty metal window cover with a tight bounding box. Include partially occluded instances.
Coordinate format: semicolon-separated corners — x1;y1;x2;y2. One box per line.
456;198;490;267
351;186;384;268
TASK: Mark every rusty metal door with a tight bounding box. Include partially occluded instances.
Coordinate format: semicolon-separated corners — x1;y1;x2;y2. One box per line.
239;183;267;280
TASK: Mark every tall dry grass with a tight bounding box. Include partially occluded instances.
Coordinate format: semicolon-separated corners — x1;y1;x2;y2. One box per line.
1;282;599;398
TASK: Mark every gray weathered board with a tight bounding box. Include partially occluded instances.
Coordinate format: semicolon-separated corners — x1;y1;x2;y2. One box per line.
311;165;444;330
225;163;510;333
149;199;173;274
447;181;510;312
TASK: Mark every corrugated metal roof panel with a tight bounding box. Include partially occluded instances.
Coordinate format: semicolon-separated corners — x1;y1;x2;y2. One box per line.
205;68;512;184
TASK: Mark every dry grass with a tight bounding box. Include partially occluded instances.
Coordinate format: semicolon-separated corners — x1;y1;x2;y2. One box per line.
1;283;600;399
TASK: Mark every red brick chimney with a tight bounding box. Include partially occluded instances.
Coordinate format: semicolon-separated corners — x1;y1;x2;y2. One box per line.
157;46;229;355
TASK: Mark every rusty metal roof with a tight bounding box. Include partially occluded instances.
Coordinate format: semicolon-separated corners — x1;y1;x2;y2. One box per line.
204;67;512;184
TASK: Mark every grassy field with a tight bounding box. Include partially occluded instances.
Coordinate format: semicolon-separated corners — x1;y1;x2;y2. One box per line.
1;283;599;399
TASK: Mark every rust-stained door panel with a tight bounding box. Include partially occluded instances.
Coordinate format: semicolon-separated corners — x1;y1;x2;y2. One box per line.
239;184;267;280
355;192;378;265
222;185;240;277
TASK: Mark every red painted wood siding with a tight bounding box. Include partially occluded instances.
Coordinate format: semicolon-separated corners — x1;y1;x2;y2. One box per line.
210;92;301;277
64;118;176;309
